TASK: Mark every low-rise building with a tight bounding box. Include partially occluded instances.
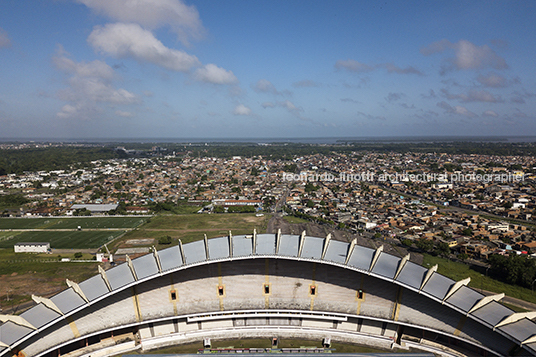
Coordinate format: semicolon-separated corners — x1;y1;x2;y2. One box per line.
14;242;50;253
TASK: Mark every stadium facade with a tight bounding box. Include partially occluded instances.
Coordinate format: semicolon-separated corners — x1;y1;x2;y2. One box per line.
1;231;535;357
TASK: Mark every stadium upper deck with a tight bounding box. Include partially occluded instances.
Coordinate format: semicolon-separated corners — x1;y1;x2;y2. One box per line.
0;231;535;357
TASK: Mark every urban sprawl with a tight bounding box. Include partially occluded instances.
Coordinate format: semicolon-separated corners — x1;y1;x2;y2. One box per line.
2;148;536;262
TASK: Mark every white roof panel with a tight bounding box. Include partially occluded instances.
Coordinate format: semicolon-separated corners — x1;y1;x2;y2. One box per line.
79;274;110;301
233;235;253;256
301;236;324;259
323;240;348;263
371;252;400;279
158;245;183;271
208;236;229;259
278;234;299;257
106;263;135;290
132;253;159;279
183;240;207;264
256;234;275;255
347;245;374;271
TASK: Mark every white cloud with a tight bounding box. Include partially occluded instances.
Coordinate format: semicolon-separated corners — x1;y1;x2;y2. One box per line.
54;48;139;119
253;79;279;94
280;100;300;112
381;63;423;75
88;23;200;72
232;104;252;116
335;60;423;75
262;102;275;108
341;98;360;104
441;88;503;103
421;39;507;73
261;99;306;120
53;52;115;80
0;27;11;48
386;92;404;103
335;59;373;73
357;112;386;121
194;64;238;84
115;110;134;117
293;79;320;88
77;0;205;45
477;73;508;88
57;104;80;119
483;110;498;117
436;101;476;117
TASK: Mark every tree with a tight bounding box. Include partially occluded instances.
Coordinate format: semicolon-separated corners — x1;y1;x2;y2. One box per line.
402;239;413;247
434;242;450;257
158;235;172;245
461;228;473;236
415;239;434;252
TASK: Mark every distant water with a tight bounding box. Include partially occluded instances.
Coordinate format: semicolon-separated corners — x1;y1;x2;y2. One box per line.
2;136;536;144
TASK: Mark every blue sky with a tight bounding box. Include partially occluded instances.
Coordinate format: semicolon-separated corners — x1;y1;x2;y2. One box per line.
0;0;535;139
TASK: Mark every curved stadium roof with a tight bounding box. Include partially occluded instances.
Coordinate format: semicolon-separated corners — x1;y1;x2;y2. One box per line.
1;231;535;356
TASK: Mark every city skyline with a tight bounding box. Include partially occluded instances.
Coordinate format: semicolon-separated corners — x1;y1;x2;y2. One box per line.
0;0;535;139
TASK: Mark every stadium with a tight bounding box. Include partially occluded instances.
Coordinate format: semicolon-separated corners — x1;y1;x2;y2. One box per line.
1;231;535;357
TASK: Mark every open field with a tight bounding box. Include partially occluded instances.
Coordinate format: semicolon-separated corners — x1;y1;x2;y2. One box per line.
0;249;99;309
0;231;20;241
0;216;148;230
0;230;125;249
113;213;270;250
141;213;269;232
283;215;309;224
423;254;536;305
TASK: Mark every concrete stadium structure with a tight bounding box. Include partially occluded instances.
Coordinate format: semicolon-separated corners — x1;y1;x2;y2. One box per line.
1;231;536;357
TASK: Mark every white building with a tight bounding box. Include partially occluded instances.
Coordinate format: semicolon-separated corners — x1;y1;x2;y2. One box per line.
14;242;50;253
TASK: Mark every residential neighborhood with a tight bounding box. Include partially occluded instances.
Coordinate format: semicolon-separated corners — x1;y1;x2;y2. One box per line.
1;147;536;265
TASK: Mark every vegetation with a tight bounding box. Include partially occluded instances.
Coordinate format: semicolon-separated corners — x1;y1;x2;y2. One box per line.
0;146;121;175
147;200;202;214
0;230;125;249
0;194;29;210
488;254;536;289
0;249;98;306
0;216;147;230
423;254;536;305
158;235;172;245
115;213;270;248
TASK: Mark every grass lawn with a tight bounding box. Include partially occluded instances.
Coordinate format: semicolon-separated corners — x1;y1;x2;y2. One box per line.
0;218;52;229
0;230;125;249
0;248;99;306
283;215;309;224
0;231;20;241
142;213;268;231
423;254;536;305
0;216;148;230
120;213;269;243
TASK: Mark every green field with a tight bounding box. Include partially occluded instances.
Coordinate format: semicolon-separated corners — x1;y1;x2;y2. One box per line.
0;230;125;249
142;213;268;232
0;216;148;230
113;213;270;250
423;254;536;305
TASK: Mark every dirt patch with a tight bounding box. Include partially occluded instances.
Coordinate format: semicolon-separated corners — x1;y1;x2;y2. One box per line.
125;238;154;245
